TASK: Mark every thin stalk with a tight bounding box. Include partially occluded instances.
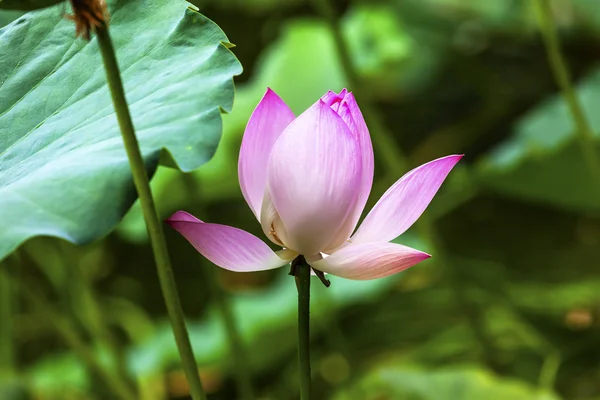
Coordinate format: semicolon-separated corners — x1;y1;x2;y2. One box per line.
534;0;600;187
94;25;206;400
180;173;256;400
314;0;497;367
1;267;135;400
0;262;14;373
67;259;132;390
539;350;561;390
23;242;135;392
292;256;312;400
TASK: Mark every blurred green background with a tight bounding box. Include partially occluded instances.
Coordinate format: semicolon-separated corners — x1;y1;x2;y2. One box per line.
2;0;600;399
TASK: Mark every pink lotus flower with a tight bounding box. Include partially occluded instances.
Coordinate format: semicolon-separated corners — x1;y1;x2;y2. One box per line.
166;89;462;280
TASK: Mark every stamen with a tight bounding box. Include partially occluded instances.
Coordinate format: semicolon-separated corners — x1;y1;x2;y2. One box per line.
270;223;284;246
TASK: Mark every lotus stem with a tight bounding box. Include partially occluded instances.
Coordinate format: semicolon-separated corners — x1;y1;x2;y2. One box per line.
94;23;207;400
534;0;600;188
292;256;312;400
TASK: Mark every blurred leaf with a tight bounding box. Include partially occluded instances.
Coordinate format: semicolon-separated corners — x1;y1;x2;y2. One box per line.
408;0;528;26
509;279;600;316
573;0;600;31
27;268;407;395
476;67;600;213
0;375;27;400
130;269;406;376
28;353;88;398
343;4;439;98
332;365;561;400
344;5;412;77
0;0;241;260
195;0;304;14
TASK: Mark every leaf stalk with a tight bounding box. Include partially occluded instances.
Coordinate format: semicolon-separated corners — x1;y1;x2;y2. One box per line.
535;0;600;190
94;23;207;400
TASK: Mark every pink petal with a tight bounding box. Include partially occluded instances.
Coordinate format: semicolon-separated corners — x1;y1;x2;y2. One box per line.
166;211;297;272
267;100;362;255
322;92;374;252
342;93;374;212
352;155;463;243
309;242;430;280
238;88;295;219
321;89;348;112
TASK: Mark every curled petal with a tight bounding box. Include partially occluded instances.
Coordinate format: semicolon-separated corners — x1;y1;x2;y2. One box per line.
309;242;430;280
166;211;296;272
321;89;348;112
267;100;361;255
352;155;463;243
238;88;295;219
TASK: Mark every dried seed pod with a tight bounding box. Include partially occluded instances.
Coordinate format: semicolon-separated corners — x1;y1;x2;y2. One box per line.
67;0;107;40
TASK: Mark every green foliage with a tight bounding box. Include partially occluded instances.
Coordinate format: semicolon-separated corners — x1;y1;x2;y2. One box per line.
333;365;560;400
0;0;241;260
130;272;400;375
6;0;600;399
477;68;600;213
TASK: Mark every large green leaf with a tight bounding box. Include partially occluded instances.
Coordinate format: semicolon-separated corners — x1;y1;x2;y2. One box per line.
0;0;241;260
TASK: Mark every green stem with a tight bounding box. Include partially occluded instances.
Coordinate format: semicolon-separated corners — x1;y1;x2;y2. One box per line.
1;267;135;400
535;0;600;187
67;256;133;391
292;256;312;400
0;262;14;374
314;0;497;368
95;26;206;400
